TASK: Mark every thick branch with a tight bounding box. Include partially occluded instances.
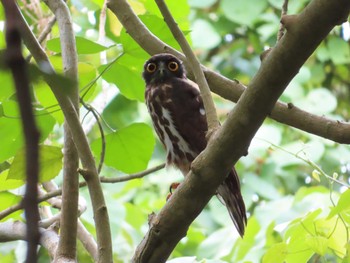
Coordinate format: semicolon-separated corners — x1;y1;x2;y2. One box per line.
42;0;79;261
107;0;350;144
1;1;40;262
131;0;350;261
155;0;219;131
14;4;113;263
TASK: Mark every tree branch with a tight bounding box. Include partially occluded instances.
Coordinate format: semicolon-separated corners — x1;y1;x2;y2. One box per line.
0;221;59;259
1;1;40;262
14;4;113;262
0;163;165;221
42;1;79;261
129;0;350;261
107;0;350;145
154;0;219;131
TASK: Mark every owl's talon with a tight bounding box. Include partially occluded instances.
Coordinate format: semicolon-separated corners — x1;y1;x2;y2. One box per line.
166;182;181;201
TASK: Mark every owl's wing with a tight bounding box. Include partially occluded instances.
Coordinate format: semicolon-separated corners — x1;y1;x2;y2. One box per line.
165;78;208;154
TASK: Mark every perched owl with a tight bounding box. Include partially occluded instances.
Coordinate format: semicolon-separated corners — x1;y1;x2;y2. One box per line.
143;53;246;236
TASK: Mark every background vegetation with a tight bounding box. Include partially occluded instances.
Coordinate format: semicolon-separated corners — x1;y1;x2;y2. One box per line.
0;0;349;262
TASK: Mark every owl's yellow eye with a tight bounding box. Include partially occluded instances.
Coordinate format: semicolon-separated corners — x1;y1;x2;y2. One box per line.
146;63;157;73
168;61;179;72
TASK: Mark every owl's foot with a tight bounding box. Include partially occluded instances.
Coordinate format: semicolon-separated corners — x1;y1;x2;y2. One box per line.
166;182;180;201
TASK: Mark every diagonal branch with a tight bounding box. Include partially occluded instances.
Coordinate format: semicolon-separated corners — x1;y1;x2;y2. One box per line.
1;1;40;262
129;0;350;261
107;0;350;145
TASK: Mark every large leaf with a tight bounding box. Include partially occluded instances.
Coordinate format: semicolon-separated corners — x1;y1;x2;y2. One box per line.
99;55;145;102
298;88;337;115
7;145;63;182
0;100;56;163
220;0;268;27
191;19;221;49
47;36;109;54
327;36;350;65
91;123;155;174
262;243;287;263
102;93;140;130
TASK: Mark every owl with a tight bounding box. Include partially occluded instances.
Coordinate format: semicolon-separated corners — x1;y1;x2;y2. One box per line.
143;53;246;236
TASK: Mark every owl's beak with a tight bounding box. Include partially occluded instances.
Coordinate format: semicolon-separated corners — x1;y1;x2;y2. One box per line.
157;62;166;76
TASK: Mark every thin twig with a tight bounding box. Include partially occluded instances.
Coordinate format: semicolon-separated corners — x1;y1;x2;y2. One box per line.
0;163;165;220
99;163;165;183
26;15;56;62
264;140;350;188
80;99;106;174
154;0;219;133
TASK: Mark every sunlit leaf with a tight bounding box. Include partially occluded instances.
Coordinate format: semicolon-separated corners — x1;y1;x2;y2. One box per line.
99;55;145;102
262;242;287;263
305;235;329;256
47;36;109;54
328;189;350;218
220;0;268;27
0;170;24;191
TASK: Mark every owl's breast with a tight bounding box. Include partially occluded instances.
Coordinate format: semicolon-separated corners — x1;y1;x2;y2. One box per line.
145;83;197;174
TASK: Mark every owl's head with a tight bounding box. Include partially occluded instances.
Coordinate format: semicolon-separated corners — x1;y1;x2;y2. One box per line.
142;53;185;84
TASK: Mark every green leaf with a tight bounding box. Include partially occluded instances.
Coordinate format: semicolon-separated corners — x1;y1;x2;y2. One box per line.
300;88;337;115
197;227;238;259
99;55;145;102
191;19;221;49
305;235;329;256
188;0;216;8
0;170;24;191
244;172;281;200
124;202;147;230
327;36;350;65
220;0;268;27
0;71;14;101
7;145;63;182
46;36;109;54
0;101;23;162
91;123;155;174
328;189;350;218
142;0;190;31
262;242;287;263
102;93;140;130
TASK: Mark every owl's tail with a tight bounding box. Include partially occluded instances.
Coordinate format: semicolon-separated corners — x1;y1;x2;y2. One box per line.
217;168;247;237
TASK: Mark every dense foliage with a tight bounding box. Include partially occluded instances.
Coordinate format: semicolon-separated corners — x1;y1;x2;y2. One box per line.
0;0;349;262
